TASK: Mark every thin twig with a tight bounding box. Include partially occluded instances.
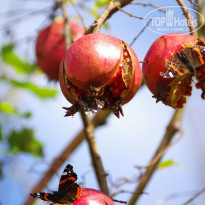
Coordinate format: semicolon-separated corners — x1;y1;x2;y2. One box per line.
187;0;199;7
136;129;183;169
176;0;197;36
24;111;111;205
196;0;205;38
71;1;87;30
0;6;52;28
110;175;139;198
116;6;144;19
128;108;185;205
130;18;152;46
80;110;109;195
153;189;199;204
183;188;205;205
86;0;134;34
130;2;165;12
61;0;72;49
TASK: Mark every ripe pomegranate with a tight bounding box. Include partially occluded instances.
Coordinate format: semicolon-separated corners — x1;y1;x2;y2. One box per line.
59;33;142;118
142;33;205;108
36;17;84;81
72;188;116;205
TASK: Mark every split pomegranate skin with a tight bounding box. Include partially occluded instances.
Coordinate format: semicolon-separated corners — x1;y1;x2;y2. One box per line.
36;18;84;81
60;33;142;118
142;33;205;108
72;188;116;205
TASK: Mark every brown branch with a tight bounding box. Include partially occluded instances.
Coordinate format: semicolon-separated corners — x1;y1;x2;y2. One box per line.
71;1;87;30
196;0;205;38
176;0;197;36
136;129;183;169
127;3;199;203
80;111;109;195
183;187;205;205
24;111;110;205
116;6;144;19
0;6;52;28
128;108;185;205
86;0;133;34
130;2;165;12
130;18;152;46
61;0;72;49
187;0;199;7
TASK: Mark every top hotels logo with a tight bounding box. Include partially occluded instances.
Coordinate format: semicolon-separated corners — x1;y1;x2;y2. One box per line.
144;6;204;35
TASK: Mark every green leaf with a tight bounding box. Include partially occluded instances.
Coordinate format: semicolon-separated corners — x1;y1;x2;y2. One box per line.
66;0;76;3
0;102;31;118
1;77;58;99
7;128;43;157
159;159;181;169
0;125;2;141
94;0;110;9
0;44;38;74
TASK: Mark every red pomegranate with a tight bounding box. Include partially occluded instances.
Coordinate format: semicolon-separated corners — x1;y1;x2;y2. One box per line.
59;32;142;118
73;188;116;205
142;33;205;108
36;17;84;81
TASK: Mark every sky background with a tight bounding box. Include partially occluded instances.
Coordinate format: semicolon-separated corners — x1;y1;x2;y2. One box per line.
0;0;205;205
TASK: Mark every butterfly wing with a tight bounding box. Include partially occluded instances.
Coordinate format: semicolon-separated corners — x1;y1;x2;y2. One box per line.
63;183;82;203
30;192;62;204
58;164;78;193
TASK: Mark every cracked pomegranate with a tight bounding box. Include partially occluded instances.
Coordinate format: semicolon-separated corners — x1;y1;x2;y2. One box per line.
142;33;205;108
60;32;142;118
36;18;84;81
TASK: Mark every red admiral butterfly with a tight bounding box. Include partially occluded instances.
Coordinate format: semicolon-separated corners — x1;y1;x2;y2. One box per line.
161;38;205;78
30;164;82;204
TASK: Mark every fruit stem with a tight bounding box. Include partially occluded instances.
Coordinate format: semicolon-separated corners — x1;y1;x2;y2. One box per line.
128;107;185;205
80;110;110;195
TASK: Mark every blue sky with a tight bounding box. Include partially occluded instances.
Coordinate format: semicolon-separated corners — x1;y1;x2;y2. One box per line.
0;0;205;205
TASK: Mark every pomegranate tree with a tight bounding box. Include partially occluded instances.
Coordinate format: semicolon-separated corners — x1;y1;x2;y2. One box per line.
142;33;205;108
73;188;116;205
36;17;84;81
60;32;142;118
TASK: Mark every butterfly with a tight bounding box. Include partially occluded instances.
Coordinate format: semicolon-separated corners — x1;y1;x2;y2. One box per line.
161;39;205;78
30;164;82;205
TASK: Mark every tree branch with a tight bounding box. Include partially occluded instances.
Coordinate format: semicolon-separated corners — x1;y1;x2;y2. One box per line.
24;111;110;205
128;108;185;205
71;1;87;30
183;187;205;205
130;2;165;12
176;0;197;36
61;0;72;49
86;0;133;34
116;6;143;19
80;110;109;195
127;2;199;203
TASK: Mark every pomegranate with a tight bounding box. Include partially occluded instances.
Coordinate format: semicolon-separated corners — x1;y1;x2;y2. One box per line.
142;33;205;108
60;33;142;118
72;188;116;205
36;17;84;81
